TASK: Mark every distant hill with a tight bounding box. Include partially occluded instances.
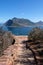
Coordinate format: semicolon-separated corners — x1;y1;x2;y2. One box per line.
4;17;35;27
35;21;43;26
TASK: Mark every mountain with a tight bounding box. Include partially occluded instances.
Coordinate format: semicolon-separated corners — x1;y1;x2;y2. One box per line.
4;17;43;26
4;17;35;27
0;23;3;27
35;21;43;26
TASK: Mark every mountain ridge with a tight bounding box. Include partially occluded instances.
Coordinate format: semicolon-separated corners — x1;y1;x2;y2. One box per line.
4;17;43;27
35;21;43;25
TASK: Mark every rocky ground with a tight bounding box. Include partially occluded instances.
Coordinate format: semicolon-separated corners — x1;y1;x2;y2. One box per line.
0;36;28;65
0;36;43;65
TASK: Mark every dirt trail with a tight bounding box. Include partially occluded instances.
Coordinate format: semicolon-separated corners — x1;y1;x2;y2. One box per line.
13;35;28;43
0;36;35;65
3;36;32;65
14;43;29;65
13;36;31;65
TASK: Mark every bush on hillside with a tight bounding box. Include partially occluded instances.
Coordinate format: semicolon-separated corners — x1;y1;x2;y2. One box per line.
28;27;43;41
0;28;15;56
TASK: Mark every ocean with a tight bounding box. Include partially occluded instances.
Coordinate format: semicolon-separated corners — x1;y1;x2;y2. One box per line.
2;25;43;35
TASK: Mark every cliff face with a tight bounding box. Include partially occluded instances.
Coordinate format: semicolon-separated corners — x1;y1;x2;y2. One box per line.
0;29;14;56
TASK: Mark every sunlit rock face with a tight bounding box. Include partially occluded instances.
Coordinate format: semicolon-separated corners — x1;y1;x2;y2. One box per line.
0;29;14;56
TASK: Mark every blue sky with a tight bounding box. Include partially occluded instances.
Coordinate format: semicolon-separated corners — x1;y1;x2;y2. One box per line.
0;0;43;23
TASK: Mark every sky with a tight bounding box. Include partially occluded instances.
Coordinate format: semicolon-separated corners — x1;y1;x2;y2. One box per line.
0;0;43;23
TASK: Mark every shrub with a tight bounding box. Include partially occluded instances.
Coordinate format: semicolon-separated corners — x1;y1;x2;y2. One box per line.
0;28;14;56
28;27;43;41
